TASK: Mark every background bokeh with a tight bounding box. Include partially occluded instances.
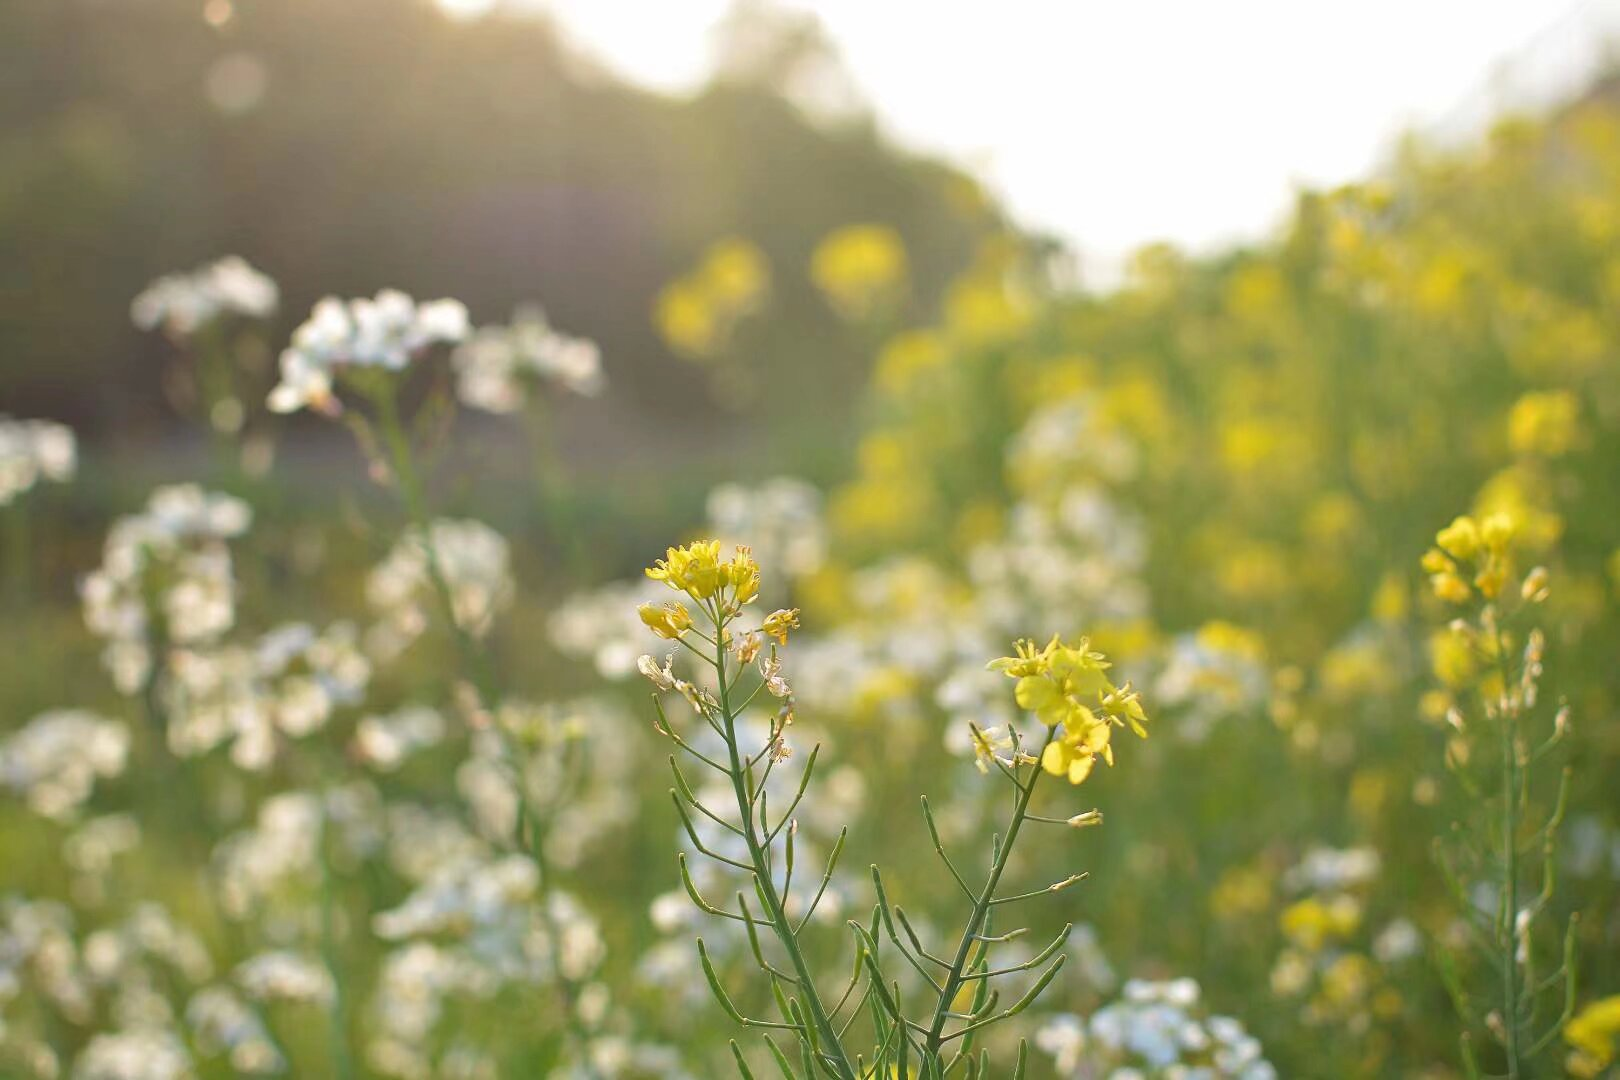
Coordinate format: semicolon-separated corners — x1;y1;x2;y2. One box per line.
4;2;1620;1078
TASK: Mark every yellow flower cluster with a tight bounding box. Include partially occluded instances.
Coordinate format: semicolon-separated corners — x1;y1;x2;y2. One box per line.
644;539;760;612
1421;512;1519;604
1567;995;1620;1077
988;635;1148;784
653;238;770;360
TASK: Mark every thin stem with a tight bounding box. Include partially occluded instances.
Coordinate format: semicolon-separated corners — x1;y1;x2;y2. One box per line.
317;800;356;1080
1492;624;1521;1078
923;727;1056;1061
711;617;857;1080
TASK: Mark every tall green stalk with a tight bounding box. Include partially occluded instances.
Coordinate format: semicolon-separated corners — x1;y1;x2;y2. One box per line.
708;615;858;1080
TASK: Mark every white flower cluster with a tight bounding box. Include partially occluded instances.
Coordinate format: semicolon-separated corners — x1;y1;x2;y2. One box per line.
705;478;826;589
549;578;669;679
1036;978;1276;1079
235;949;334;1006
366;942;499;1080
453;305;605;412
74;1029;193;1080
0;899;215;1080
211;791;323;920
1151;625;1270;744
1006;396;1141;491
130;256;279;337
1282;845;1381;895
0;416;76;507
454;698;638;869
162;621;371;771
81;485;252;694
367;853;607;1078
0;711;129;820
367;519;513;659
187;985;285;1073
967;485;1150;636
354;705;447;772
268;289;470;414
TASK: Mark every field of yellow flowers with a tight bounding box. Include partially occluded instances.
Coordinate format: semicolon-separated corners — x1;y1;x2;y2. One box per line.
3;90;1620;1079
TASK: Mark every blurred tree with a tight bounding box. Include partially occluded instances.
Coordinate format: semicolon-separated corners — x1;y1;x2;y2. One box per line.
0;0;993;442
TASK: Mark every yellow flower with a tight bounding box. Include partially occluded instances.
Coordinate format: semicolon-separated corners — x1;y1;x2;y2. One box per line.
724;546;761;604
1566;995;1620;1076
1429;627;1479;689
699;237;770;311
1420;548;1455;575
638;601;692;640
651;541;747;608
1435;515;1480;560
762;607;800;644
991;634;1148;785
1040;736;1098;785
1429;571;1472;604
986;636;1058;678
1508;389;1581;457
653;280;718;359
645;539;723;599
810;224;908;320
1480;511;1515;552
1280;895;1361;951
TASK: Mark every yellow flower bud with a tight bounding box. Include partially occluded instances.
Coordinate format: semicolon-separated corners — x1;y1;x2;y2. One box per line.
1420;548;1454;575
1521;566;1550;602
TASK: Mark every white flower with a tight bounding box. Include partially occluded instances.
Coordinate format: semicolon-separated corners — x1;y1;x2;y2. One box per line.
0;416;76;506
637;654;676;691
0;711;129;820
235;950;334;1006
268;290;470;413
74;1029;192;1080
266;350;336;414
131;255;278;337
452;305;604;413
366;519;512;659
81;486;252;694
187;986;285;1073
355;706;446;772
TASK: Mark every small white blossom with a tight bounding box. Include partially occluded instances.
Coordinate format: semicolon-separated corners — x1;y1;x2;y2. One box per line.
131;255;278;337
268;290;469;413
0;416;76;506
453;305;604;412
0;711;129;820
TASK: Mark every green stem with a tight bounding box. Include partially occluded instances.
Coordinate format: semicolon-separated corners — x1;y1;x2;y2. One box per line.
372;385;602;1079
711;619;858;1080
4;501;30;611
1493;625;1522;1078
318;805;356;1080
923;728;1055;1063
525;399;589;579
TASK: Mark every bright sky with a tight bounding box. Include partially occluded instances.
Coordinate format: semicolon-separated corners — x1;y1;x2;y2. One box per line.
483;1;1614;278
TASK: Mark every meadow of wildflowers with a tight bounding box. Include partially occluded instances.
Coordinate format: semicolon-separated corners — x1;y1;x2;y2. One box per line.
6;71;1620;1080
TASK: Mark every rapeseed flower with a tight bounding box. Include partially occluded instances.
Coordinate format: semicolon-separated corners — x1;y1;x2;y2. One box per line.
989;635;1149;785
